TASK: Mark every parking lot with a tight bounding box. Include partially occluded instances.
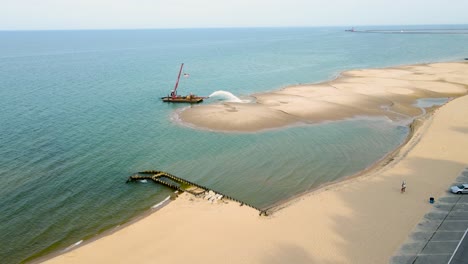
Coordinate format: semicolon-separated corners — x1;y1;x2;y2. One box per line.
391;168;468;264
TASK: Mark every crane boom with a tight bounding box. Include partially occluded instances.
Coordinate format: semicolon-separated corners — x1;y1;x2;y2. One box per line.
161;63;205;103
171;63;184;98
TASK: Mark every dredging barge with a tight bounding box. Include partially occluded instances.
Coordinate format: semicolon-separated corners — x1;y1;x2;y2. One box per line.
161;63;207;103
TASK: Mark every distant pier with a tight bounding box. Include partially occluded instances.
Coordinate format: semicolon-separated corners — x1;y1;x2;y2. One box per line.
346;28;468;35
127;170;267;215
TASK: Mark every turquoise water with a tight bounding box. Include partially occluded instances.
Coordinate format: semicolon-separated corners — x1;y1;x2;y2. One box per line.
415;97;450;108
0;26;467;263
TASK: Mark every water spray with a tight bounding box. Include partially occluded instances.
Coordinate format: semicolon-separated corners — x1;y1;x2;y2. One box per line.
208;90;243;102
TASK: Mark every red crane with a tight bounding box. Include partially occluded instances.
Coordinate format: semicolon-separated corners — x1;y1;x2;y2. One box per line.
170;63;184;98
161;63;206;103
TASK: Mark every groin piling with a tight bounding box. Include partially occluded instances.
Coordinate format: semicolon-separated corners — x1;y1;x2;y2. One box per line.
127;170;267;215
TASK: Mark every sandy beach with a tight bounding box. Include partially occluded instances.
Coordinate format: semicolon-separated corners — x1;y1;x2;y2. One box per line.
180;62;468;132
46;62;468;264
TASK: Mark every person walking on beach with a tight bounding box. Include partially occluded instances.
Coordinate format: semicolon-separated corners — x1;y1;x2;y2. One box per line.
401;180;406;193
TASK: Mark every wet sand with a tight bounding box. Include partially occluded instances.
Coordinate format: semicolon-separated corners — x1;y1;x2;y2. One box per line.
46;62;468;264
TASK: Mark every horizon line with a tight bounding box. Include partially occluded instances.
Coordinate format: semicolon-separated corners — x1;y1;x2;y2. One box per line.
1;23;468;32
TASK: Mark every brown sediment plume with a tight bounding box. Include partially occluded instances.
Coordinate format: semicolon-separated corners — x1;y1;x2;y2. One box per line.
179;62;468;132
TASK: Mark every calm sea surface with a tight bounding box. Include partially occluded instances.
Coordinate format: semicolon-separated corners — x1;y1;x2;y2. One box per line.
0;26;467;263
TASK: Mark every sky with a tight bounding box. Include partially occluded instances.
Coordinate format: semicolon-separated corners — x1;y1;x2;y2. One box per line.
1;0;468;30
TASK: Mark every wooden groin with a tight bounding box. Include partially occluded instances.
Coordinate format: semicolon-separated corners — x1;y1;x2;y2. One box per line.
127;172;182;190
127;170;267;215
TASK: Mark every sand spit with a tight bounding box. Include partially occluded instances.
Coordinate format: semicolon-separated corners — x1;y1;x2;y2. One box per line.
179;62;468;132
47;93;468;263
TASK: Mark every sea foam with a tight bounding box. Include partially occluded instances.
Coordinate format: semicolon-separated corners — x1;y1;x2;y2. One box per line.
151;196;171;209
62;240;83;252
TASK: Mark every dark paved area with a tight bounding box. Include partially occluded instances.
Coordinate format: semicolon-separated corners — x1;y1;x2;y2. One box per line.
448;229;468;264
391;168;468;264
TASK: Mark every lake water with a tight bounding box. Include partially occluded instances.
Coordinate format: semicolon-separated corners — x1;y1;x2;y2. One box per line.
0;25;467;263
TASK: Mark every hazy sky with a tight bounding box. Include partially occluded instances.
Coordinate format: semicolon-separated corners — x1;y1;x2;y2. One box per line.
2;0;468;30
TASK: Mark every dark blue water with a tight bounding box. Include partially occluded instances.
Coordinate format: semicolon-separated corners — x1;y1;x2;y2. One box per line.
0;26;467;263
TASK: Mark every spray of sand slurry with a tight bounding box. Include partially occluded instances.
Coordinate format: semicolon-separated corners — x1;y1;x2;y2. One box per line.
180;62;468;132
209;90;244;102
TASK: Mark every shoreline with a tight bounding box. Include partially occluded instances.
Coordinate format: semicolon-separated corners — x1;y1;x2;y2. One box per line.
264;94;439;214
44;62;468;264
267;93;441;214
36;115;417;263
30;193;176;264
37;112;418;263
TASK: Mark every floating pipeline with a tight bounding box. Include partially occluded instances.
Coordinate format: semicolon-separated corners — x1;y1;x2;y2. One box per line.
127;170;268;215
